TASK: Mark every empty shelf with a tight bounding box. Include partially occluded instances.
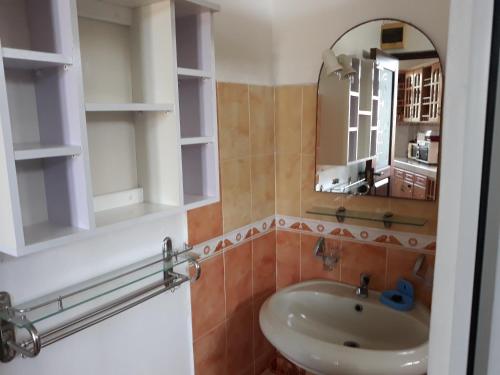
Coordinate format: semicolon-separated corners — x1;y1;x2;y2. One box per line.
359;110;372;116
180;136;214;145
2;48;72;69
178;67;211;79
14;143;82;160
85;103;174;112
95;202;181;228
24;221;86;247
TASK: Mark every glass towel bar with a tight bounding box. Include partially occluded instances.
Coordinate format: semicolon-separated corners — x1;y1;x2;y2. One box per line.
0;237;199;363
306;206;427;228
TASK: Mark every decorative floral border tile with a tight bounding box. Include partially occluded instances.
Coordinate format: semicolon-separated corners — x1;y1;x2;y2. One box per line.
191;216;276;261
190;214;436;262
277;215;437;252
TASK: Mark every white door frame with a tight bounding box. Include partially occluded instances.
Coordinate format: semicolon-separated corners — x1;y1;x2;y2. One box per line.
428;0;495;373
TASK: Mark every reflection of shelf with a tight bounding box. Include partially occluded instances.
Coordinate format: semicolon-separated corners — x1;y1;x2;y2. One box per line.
14;143;81;160
85;103;174;112
2;47;72;69
306;206;427;228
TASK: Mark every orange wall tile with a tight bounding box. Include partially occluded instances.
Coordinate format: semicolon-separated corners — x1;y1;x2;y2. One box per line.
191;254;226;340
253;231;277;300
340;241;387;291
193;323;226;375
276;231;301;289
187;202;223;245
224;242;253;316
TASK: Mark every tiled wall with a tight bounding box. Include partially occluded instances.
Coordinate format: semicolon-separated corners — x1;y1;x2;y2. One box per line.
187;83;438;375
188;83;277;375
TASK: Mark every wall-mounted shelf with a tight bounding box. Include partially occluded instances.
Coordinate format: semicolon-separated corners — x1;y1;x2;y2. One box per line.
13;143;82;161
2;48;72;70
0;238;200;362
85;103;174;112
306;206;427;228
0;0;220;257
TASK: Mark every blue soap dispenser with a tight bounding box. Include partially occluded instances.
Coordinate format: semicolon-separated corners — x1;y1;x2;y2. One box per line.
380;278;414;311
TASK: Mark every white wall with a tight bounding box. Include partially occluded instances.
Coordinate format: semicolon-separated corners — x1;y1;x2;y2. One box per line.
429;0;494;372
213;0;274;85
272;0;450;85
0;214;194;375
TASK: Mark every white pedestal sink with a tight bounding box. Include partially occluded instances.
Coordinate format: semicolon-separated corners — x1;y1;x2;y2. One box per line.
259;280;429;375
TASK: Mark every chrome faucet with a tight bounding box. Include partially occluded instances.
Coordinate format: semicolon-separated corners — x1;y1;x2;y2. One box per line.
355;273;370;298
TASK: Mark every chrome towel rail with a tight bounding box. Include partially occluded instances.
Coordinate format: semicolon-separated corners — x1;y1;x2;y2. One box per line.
0;237;200;363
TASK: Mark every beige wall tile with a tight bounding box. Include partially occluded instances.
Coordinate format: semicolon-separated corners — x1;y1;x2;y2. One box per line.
221;157;252;233
217;82;250;161
300;153;343;220
251;154;276;221
276;153;301;216
302;85;318;156
275;85;302;154
389;198;439;235
250;85;275;156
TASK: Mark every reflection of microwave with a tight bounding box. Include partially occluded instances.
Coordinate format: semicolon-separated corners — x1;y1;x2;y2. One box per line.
416;141;439;164
408;142;418;158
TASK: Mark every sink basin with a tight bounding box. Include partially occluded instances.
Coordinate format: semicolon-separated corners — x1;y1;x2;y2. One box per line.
259;280;429;375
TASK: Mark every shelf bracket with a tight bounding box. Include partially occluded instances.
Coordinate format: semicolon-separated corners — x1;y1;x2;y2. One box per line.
0;292;16;363
335;206;347;223
383;212;394;228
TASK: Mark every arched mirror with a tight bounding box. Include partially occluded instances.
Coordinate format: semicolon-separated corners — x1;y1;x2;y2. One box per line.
315;20;443;201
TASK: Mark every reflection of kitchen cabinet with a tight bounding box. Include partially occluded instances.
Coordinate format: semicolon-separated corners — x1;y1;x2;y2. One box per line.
317;57;380;165
400;63;442;124
391;168;435;200
403;69;423;122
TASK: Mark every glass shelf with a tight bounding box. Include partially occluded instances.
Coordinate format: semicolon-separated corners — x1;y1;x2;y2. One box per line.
306;206;427;227
0;250;195;329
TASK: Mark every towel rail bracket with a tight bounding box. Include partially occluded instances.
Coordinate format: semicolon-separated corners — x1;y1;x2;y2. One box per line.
0;292;16;363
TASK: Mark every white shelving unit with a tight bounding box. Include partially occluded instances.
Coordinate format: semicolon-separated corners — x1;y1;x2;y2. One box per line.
173;0;220;209
0;0;220;257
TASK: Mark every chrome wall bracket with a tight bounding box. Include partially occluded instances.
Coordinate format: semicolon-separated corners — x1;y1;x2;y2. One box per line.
0;292;16;363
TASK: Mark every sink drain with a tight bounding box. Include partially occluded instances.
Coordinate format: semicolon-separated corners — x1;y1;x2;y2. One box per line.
343;341;360;348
